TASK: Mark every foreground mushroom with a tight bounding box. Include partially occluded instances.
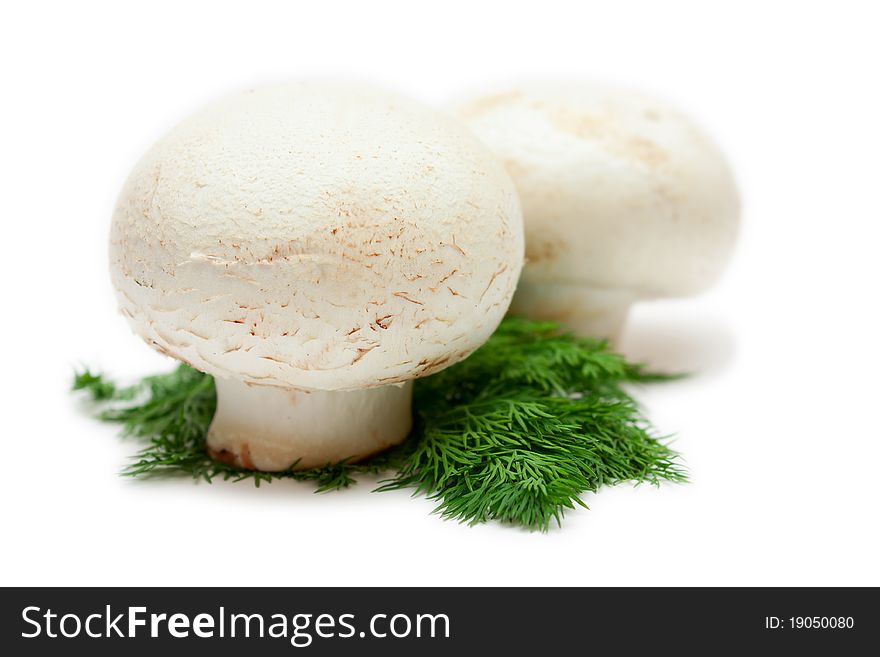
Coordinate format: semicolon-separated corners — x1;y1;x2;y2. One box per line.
453;82;739;341
110;82;523;471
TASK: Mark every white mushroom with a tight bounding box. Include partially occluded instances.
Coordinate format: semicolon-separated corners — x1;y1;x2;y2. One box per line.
110;82;523;471
453;82;739;341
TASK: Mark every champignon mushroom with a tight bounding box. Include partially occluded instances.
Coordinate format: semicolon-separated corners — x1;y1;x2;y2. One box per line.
110;82;523;471
453;82;739;341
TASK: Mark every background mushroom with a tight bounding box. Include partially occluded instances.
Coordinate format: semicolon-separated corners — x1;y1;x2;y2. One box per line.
110;82;523;471
453;82;740;341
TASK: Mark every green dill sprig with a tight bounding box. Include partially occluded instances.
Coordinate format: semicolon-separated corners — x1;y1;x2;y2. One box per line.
377;318;686;528
74;318;686;530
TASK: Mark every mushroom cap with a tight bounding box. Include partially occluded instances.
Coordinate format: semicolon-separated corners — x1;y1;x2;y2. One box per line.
110;82;523;391
454;82;739;298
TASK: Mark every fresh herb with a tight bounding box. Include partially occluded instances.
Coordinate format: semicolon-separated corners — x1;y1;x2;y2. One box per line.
74;318;686;530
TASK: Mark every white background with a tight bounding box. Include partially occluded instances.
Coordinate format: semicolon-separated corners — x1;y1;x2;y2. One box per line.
2;0;878;586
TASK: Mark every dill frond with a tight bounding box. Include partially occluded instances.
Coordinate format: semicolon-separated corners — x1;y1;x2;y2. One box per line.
75;318;686;530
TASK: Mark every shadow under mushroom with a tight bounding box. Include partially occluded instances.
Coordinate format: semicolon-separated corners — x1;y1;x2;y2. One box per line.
618;312;736;377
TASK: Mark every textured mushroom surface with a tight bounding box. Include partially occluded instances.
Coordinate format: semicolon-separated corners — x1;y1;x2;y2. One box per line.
111;82;524;392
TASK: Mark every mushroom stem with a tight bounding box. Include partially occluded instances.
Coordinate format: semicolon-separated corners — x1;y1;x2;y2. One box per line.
207;379;413;471
509;281;635;343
